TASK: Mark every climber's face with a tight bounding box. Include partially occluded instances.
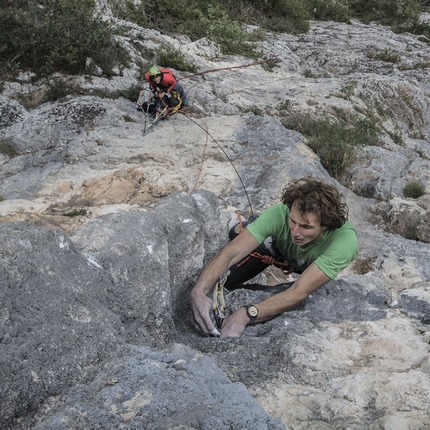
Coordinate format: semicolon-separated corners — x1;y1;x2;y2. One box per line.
152;74;162;84
289;203;327;248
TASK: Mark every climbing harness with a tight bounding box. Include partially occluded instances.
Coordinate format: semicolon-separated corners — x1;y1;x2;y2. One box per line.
140;89;183;134
212;270;230;332
170;90;183;113
237;252;294;275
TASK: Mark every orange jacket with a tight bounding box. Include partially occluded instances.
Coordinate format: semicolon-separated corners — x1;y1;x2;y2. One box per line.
145;69;177;93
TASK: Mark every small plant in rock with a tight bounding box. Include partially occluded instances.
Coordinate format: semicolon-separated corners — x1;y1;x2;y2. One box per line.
261;56;282;72
277;99;291;111
158;45;199;73
402;216;421;240
0;195;5;202
303;69;318;78
388;129;405;146
0;139;18;157
414;147;428;159
367;48;400;63
63;209;87;217
340;80;357;101
123;115;136;123
240;105;264;116
403;181;426;199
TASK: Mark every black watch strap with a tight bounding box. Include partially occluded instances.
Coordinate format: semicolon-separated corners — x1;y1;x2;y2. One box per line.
245;304;259;324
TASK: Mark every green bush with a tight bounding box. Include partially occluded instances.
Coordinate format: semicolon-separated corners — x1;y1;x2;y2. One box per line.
2;0;430;79
403;181;426;199
305;0;350;22
0;0;129;77
347;0;400;25
158;45;198;73
43;78;70;102
284;112;381;178
116;84;143;103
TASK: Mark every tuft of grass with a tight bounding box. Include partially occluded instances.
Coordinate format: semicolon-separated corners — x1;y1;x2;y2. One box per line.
303;69;318;78
340;80;357;101
0;139;18;157
403;181;426;199
240;105;264;116
0;195;5;202
123;114;136;123
261;56;282;72
367;48;400;63
63;209;87;217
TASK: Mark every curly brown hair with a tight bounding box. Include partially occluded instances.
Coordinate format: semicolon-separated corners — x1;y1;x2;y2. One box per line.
281;177;348;230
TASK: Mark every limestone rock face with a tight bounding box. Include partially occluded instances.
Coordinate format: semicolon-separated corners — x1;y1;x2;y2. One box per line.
1;14;430;430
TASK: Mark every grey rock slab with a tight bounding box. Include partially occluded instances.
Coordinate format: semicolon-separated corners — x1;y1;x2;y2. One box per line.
31;344;286;430
0;222;124;428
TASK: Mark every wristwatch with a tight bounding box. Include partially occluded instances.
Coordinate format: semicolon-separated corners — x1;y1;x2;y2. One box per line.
245;304;259;324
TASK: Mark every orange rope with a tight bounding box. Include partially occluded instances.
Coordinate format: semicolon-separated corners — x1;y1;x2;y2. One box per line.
189;114;209;193
237;212;243;233
237;251;294;274
179;56;278;81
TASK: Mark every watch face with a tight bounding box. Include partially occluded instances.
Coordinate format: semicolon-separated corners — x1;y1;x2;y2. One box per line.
248;305;258;317
234;224;242;234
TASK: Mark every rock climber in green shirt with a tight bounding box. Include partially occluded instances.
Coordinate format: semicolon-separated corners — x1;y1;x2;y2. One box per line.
190;176;359;338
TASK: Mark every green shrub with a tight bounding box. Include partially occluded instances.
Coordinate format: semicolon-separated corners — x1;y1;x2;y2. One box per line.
111;0;309;57
110;0;150;28
195;5;260;57
158;45;198;73
42;78;70;102
0;195;5;202
403;181;426;199
284;112;380;179
347;0;400;25
3;0;430;79
116;84;143;103
0;0;129;77
305;0;350;22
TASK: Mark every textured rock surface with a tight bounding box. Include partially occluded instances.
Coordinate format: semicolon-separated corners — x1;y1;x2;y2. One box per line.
1;13;430;430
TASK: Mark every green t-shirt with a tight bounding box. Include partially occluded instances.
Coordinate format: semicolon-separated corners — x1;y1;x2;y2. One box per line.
246;204;358;279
